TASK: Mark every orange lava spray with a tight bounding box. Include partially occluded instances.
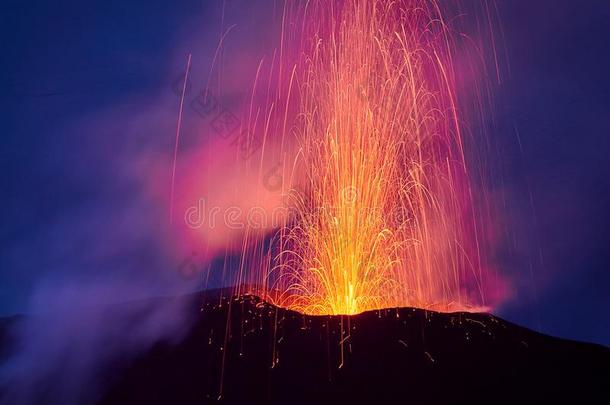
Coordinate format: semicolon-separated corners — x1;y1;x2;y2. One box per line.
235;0;502;316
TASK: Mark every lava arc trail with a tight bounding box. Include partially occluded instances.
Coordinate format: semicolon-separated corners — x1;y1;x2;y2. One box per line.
229;0;503;316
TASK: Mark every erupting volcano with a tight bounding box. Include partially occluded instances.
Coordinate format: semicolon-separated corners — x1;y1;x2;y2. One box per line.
2;0;610;404
220;0;502;315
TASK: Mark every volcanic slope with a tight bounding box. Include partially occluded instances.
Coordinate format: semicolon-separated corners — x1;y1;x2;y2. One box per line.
98;290;610;404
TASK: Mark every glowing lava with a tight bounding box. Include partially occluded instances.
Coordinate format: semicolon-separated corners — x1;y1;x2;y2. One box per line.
244;0;497;316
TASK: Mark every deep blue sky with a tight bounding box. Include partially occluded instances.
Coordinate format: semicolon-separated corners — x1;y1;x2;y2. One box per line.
1;0;609;345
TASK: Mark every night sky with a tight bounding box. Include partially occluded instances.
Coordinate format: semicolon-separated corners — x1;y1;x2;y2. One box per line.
1;0;609;346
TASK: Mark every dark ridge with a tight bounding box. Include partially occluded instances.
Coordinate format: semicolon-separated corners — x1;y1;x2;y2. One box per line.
96;292;609;404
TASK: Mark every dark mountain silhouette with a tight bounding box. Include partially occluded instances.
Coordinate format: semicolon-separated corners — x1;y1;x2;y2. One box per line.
93;291;609;404
0;291;607;404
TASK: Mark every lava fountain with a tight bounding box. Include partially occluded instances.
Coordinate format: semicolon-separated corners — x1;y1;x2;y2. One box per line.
226;0;503;315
